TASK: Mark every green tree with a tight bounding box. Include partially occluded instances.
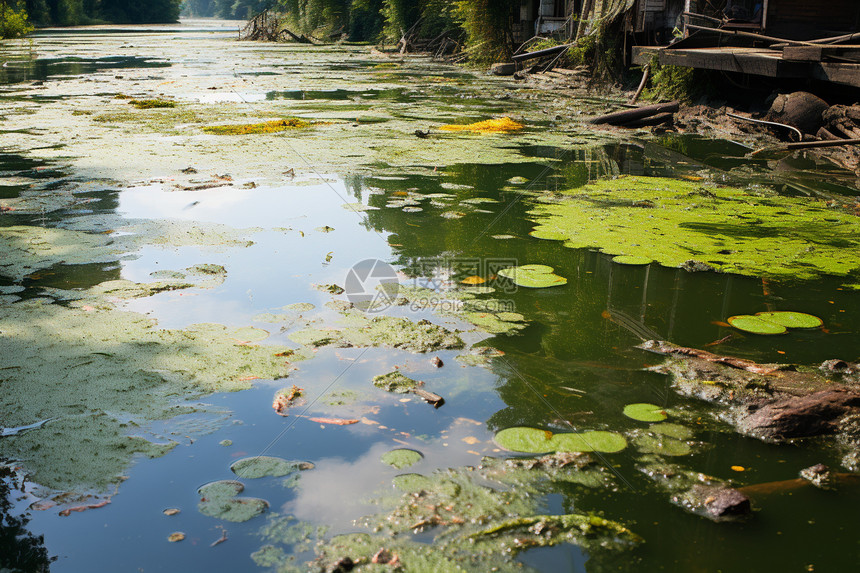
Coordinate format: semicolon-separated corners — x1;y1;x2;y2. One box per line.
1;0;34;37
455;0;517;63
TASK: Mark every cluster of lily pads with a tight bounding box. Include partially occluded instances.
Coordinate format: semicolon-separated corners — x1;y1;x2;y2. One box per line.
493;401;694;457
726;311;823;335
196;456;313;523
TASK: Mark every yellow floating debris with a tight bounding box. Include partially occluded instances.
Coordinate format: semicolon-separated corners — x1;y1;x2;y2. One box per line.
203;118;312;135
440;117;525;134
460;275;486;285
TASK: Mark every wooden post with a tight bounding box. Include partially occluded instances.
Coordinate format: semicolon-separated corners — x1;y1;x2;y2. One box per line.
762;0;769;32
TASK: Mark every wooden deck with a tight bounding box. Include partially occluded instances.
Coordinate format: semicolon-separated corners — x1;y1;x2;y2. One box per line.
633;45;860;88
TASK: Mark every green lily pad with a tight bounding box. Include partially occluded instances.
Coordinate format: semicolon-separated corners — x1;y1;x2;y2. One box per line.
649;423;694;440
229;326;270;342
612;255;653;265
727;315;788;335
197;480;244;500
381;449;424;470
551;431;628;453
198;496;269;522
494;427;555;453
495;427;626;454
497;264;567;289
282;302;315;313
230;456;314;479
755;311;822;329
623;403;668;422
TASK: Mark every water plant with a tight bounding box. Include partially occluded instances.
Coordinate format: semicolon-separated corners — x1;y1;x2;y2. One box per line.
529;176;860;286
128;98;176;109
497;264;567;288
203;118;312;135
439;117;524;134
727;311;823;335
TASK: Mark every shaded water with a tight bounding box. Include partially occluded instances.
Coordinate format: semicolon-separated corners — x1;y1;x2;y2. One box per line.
1;21;859;573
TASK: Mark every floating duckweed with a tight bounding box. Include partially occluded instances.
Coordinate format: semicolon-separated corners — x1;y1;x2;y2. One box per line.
372;371;418;393
623;403;669;422
129;98;175;109
612;255;653;265
198;496;269;522
529;176;860;284
203;118;312;135
381;448;424;469
650;423;694;440
392;473;434;491
440;117;525;134
230;456;314;479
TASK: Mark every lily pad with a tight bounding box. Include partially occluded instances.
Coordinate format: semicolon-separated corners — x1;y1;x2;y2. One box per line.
230;456;314;479
497;264;567;289
494;427;627;454
650;423;694;441
623;403;668;422
198;496;269;522
754;311;822;329
381;448;424;469
727;315;787;335
551;431;628;453
198;480;244;499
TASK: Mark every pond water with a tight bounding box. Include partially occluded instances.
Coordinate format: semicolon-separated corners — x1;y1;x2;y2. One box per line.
1;20;859;573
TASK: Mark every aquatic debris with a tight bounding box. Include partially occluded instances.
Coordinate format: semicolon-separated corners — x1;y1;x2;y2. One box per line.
203;118;312;135
439;117;525;134
494;427;627;454
58;499;110;517
1;418;54;437
315;225;335;233
304;459;638;572
290;314;464;353
372;371;445;407
623;403;668;422
129;99;175;109
528;176;860;284
381;448;424;469
460;275;485;285
230;457;314;479
163;508;180;516
272;385;303;416
314;283;345;295
308;417;359;425
727;311;823;335
167;532;185;542
497;264;567;288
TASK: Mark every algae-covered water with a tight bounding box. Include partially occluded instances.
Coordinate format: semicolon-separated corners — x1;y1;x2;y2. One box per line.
1;20;859;573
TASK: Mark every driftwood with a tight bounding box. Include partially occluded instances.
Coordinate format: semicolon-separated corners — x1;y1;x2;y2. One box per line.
639;340;782;375
411;387;445;408
628;63;650;104
590;101;679;126
624;111;674;128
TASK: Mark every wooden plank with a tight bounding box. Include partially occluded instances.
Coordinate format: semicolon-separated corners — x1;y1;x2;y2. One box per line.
783;46;824;61
813;62;860;88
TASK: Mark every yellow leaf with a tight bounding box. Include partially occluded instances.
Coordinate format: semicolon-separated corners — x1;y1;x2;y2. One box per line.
460;275;486;285
731;465;745;472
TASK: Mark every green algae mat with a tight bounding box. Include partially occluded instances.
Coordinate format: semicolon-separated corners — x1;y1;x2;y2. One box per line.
528;176;860;285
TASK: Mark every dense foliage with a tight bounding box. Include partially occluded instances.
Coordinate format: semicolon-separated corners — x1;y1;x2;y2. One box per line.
1;1;34;38
3;0;181;29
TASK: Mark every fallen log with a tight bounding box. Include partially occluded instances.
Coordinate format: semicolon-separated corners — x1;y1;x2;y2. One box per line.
624;111;674;128
512;43;573;63
638;340;783;375
589;101;679;126
816;127;842;140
